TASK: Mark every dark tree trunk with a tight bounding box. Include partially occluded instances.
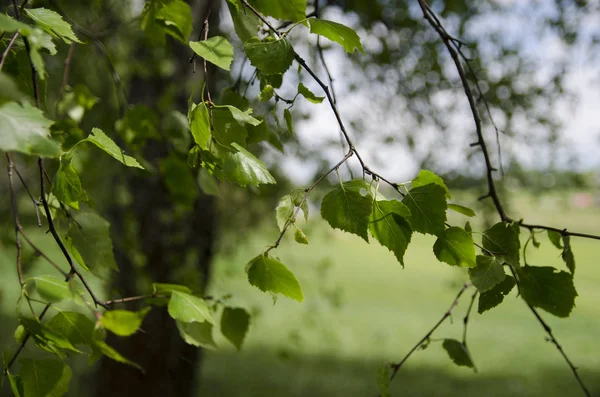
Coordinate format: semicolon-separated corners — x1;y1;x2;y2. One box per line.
93;1;219;396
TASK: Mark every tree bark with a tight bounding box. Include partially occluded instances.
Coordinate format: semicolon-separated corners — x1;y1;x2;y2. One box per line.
93;1;219;396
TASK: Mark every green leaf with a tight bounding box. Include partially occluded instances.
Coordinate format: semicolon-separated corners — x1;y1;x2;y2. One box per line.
80;128;144;169
66;211;118;278
221;307;250;350
297;82;324;104
547;230;563;249
249;0;306;22
152;283;193;296
442;339;475;370
561;235;575;275
46;311;95;346
20;359;72;397
477;276;516;314
259;85;274;102
176;320;217;349
482;222;520;266
20;317;80;355
369;200;412;266
227;0;260;43
216;105;262;126
276;195;294;231
100;308;150;337
401;183;447;236
468;255;506;292
244;37;295;75
0;14;56;80
189;102;211;150
309;19;363;53
291;189;309;221
53;156;88;209
155;0;193;43
212;107;248;146
223;143;276;187
0;72;27;105
433;227;476;268
518;265;577;318
28;276;73;303
7;372;23;397
321;179;373;242
92;339;143;371
447;204;476;217
159;155;199;207
0;102;60;157
245;253;303;302
294;228;309;244
25;8;82;44
189;36;234;71
168;291;214;324
377;364;391;397
284;108;294;136
412;170;450;198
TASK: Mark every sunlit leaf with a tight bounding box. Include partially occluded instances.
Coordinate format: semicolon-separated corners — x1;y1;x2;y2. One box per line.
100;308;151;337
245;253;303;302
321;179;373;242
244;37;294;75
433;227;476;267
176;320;217;349
369;199;412;266
309;18;363;53
297;82;324;103
25;8;82;44
168;291;214;324
223;143;276;187
0;102;60;157
80;128;144;169
189;36;234;71
401;183;447;236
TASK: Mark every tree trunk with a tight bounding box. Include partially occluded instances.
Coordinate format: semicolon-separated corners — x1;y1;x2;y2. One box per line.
93;1;219;396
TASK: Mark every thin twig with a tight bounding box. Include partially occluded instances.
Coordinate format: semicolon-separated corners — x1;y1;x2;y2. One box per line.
388;283;472;382
508;267;590;397
266;150;353;253
57;44;75;104
13;164;41;226
6;153;24;286
37;159;109;310
19;230;68;277
0;31;20;71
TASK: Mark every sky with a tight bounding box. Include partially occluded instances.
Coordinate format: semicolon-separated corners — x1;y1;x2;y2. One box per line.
222;2;600;185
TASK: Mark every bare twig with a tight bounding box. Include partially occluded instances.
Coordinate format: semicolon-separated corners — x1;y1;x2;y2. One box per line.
265;150;354;253
0;31;20;71
6;153;24;286
57;44;75;104
508;267;590;397
388;283;472;382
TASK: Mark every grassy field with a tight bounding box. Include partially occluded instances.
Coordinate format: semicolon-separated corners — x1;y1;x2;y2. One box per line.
0;189;599;396
199;190;600;396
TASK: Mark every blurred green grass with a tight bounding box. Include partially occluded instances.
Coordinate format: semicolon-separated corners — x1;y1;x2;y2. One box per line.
201;190;600;396
1;189;599;396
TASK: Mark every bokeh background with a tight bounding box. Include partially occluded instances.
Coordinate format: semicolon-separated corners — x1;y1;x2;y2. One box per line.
1;0;600;396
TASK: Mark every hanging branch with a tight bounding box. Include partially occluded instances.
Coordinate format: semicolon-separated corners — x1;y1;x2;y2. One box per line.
417;1;592;395
388;283;472;383
508;267;590;397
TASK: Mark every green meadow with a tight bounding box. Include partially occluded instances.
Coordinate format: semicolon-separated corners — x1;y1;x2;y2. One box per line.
1;190;598;396
201;190;600;396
